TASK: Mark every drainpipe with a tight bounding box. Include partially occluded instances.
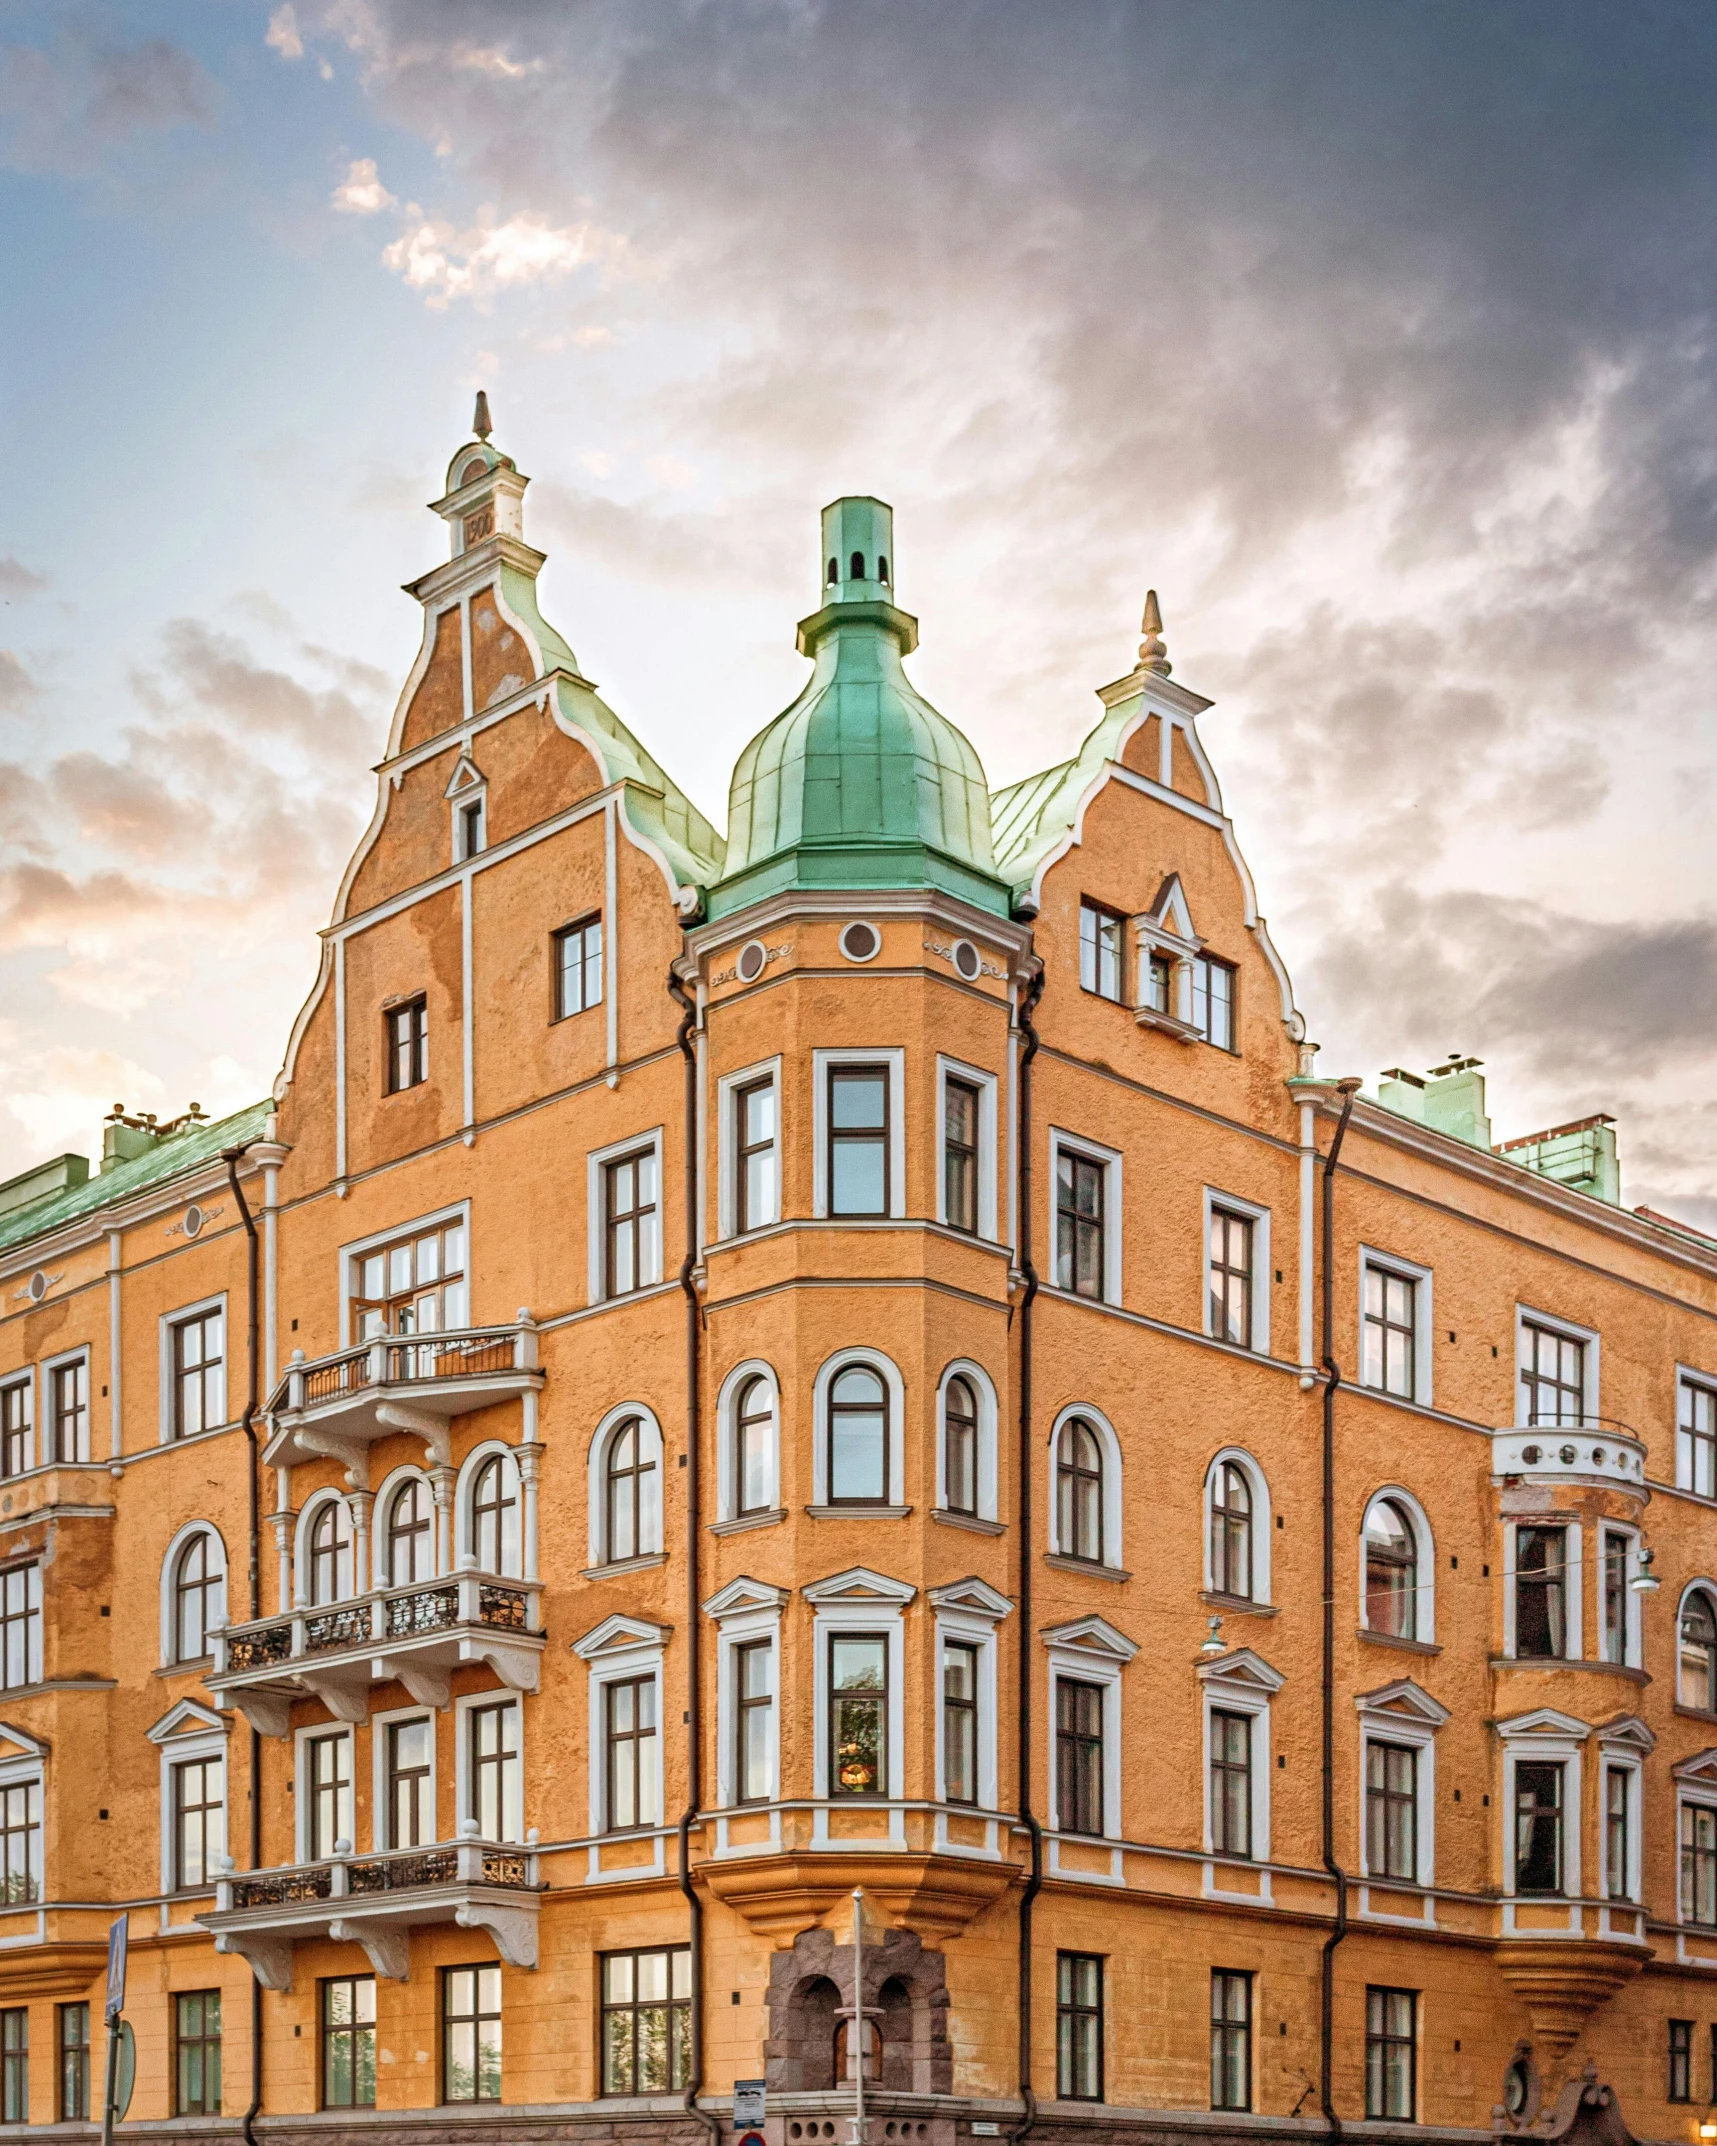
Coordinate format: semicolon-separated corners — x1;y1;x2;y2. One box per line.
1013;966;1046;2146
221;1146;265;2146
1318;1081;1362;2141
668;968;720;2145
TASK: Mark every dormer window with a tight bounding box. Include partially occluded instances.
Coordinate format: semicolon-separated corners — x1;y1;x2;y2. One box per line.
459;798;485;861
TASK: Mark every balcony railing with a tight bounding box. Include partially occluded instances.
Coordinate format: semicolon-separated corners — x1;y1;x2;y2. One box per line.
262;1319;543;1470
1492;1417;1647;1493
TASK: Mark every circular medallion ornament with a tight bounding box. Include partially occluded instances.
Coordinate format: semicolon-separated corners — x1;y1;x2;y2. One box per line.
952;938;981;981
26;1271;46;1304
736;940;767;984
839;921;880;964
183;1204;204;1240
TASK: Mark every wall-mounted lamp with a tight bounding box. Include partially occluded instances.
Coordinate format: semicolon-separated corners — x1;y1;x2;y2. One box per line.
1200;1616;1227;1657
1632;1547;1662;1595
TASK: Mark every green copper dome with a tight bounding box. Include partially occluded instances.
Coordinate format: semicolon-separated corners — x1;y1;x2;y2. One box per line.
706;498;1010;920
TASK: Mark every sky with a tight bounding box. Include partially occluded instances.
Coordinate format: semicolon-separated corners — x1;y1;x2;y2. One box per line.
3;1;1717;1221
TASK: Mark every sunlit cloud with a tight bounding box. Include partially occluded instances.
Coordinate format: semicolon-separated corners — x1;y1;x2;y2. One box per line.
379;208;618;307
265;6;304;62
331;154;395;214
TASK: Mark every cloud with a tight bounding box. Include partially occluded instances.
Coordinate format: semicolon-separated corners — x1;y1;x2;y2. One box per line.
379;207;618;307
0;652;36;711
331;154;396;214
0;29;216;176
266;6;305;62
0;559;45;600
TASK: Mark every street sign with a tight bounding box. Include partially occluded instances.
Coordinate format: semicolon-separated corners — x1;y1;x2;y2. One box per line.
733;2080;767;2126
104;1915;128;2024
111;2024;135;2122
738;2134;765;2146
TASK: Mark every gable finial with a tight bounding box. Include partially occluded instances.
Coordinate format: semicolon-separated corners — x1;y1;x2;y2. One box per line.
1138;589;1171;675
472;389;493;442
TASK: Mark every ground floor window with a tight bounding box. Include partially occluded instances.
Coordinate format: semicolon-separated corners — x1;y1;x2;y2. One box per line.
58;2003;88;2122
322;1976;376;2108
601;1947;691;2096
442;1967;501;2103
1210;1970;1252;2110
0;2008;24;2123
1365;1987;1416;2122
1669;2019;1693;2103
175;1990;221;2115
1056;1952;1103;2101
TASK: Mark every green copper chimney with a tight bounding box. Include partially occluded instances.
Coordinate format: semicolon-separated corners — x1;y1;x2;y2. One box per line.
708;498;1009;919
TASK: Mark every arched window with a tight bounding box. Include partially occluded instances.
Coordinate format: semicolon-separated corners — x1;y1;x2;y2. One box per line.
384;1479;433;1587
1365;1498;1419;1638
944;1376;978;1516
172;1532;225;1663
1683;1589;1717;1711
850;550;865;580
470;1452;522;1575
605;1417;659;1562
828;1366;888;1506
1056;1418;1104;1564
876;555;889;585
1210;1461;1253;1599
734;1376;774;1518
307;1499;353;1605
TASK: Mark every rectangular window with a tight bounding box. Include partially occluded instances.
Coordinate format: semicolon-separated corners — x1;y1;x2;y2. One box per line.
468;1699;521;1842
1520;1320;1586;1427
1078;903;1123;1001
735;1077;779;1234
352;1218;468;1339
1680;1378;1717;1497
1514;1526;1566;1658
604;1147;661;1297
554;916;603;1021
1210;1709;1253;1858
306;1732;352;1861
0;1567;40;1693
0;1780;39;1904
1365;1987;1416;2122
1605;1767;1632;1902
386;997;429;1094
459;797;485;861
321;1976;376;2109
605;1675;658;1832
1514;1760;1564;1894
57;2004;88;2123
943;1639;980;1806
442;1966;501;2103
943;1076;980;1235
827;1066;890;1217
829;1633;887;1798
1208;1208;1254;1347
735;1640;773;1806
47;1360;87;1465
0;1384;28;1480
1363;1265;1418;1400
171;1307;225;1439
1669;2019;1693;2103
1056;1953;1103;2101
385;1717;433;1849
1602;1531;1630;1665
172;1755;225;1890
1681;1802;1717;1925
1366;1741;1417;1881
175;1990;222;2116
1056;1677;1104;1836
600;1948;691;2097
1146;950;1174;1012
0;2008;24;2125
1191;954;1236;1050
1055;1148;1106;1299
1210;1971;1252;2112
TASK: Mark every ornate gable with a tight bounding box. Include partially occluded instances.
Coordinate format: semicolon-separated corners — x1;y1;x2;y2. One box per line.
927;1576;1013;1621
146;1697;227;1745
802;1567;916;1608
1197;1646;1284;1694
702;1577;791;1622
1040;1615;1139;1664
1494;1707;1591;1742
1354;1678;1451;1729
572;1614;672;1661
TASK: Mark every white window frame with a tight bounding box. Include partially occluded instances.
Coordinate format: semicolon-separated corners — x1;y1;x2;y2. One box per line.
1198;1651;1282;1865
586;1402;666;1566
450;775;487;863
293;1489;357;1608
714;1360;781;1524
455;1685;527;1844
935;1360;999;1522
935;1055;999;1240
1496;1709;1586;1900
1675;1755;1717;1927
0;1371;34;1477
1513;1304;1600;1427
147;1703;226;1896
294;1720;356;1862
454;1439;528;1576
571;1615;670;1877
812;1048;906;1220
717;1056;783;1240
1595;1721;1651;1906
158;1521;229;1668
587;1129;667;1303
1596;1522;1643;1669
1201;1447;1272;1604
0;1562;42;1692
338;1200;471;1348
1354;1683;1447;1889
371;1700;439;1852
1357;1247;1434;1407
1045;1632;1131;1843
1202;1189;1271;1355
158;1292;229;1445
703;1580;789;1814
929;1579;1012;1816
1047;1127;1123;1305
810;1348;906;1510
372;1463;438;1589
1046;1403;1124;1568
804;1568;915;1835
1503;1518;1584;1662
39;1345;91;1466
1676;1365;1717;1497
576;1634;662;1835
1677;1579;1717;1710
1357;1486;1437;1644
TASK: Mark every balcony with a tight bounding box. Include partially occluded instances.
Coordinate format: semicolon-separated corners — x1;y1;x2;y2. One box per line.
1491;1418;1648;1499
208;1571;543;1736
202;1835;541;1989
263;1320;543;1473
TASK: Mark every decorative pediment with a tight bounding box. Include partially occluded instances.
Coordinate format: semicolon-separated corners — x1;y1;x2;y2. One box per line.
802;1567;916;1608
1674;1746;1717;1786
1143;872;1199;946
1494;1707;1590;1742
1595;1712;1656;1755
1040;1615;1139;1664
928;1577;1014;1622
0;1723;49;1765
443;753;487;799
1353;1679;1450;1729
702;1577;790;1623
1196;1646;1284;1694
146;1698;228;1745
571;1614;671;1662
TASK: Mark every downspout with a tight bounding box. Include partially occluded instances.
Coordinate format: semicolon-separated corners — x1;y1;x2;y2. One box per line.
669;968;720;2145
221;1147;264;2146
1318;1082;1361;2141
1013;965;1046;2145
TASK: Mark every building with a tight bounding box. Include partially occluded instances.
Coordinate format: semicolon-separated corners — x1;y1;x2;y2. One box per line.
1;403;1716;2146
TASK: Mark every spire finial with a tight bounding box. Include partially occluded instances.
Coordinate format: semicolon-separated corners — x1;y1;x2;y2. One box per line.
1138;588;1171;676
472;390;493;442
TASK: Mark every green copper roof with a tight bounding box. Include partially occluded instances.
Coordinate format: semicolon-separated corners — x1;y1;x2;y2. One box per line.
990;689;1153;900
0;1099;272;1256
707;498;1010;920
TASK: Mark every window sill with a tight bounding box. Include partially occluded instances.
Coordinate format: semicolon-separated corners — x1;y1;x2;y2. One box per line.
1202;1590;1276;1617
932;1507;1006;1536
1132;1004;1200;1044
1044;1553;1130;1583
580;1552;666;1581
1491;1656;1648;1681
1358;1629;1441;1656
1675;1701;1717;1720
709;1508;786;1537
155;1657;215;1677
803;1504;912;1520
